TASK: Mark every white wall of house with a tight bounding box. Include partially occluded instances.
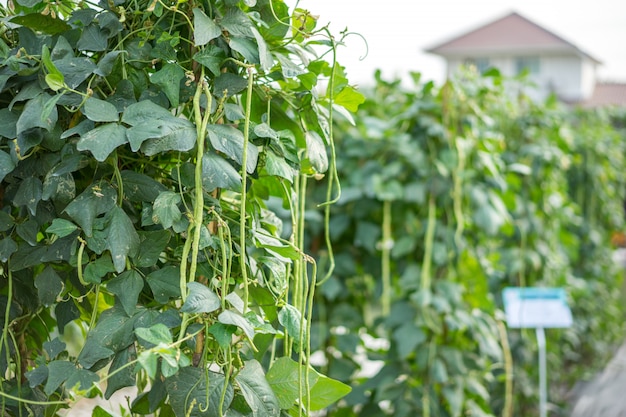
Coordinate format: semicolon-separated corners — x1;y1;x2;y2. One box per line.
445;53;596;102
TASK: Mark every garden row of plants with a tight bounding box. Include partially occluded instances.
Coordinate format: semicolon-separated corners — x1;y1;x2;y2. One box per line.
2;0;625;415
305;70;626;416
0;0;363;416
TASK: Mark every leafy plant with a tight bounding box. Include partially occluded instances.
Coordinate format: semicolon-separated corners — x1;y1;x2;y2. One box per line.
306;69;626;416
0;0;362;416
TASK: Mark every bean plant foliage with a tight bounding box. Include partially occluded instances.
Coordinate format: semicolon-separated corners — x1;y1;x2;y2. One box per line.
307;70;626;416
0;0;363;415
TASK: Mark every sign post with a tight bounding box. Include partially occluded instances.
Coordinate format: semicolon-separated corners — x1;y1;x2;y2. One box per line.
502;288;573;417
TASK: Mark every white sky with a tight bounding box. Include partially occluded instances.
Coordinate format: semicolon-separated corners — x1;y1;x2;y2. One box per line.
290;0;626;87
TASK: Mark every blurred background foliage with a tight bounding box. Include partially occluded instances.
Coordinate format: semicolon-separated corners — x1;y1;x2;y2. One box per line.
304;69;626;416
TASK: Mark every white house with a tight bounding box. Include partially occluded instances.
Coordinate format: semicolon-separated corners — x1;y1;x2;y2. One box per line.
425;11;618;105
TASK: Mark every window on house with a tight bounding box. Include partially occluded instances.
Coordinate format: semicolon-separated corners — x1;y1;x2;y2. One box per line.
515;56;540;75
464;57;490;73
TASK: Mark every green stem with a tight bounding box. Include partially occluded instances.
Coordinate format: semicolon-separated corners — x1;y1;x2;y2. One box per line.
497;319;514;417
239;67;254;312
179;223;193;302
179;75;211;342
421;194;436;292
76;237;87;286
381;200;392;316
188;77;212;288
89;284;100;330
219;348;233;417
452;137;465;253
304;260;317;414
1;267;13;407
318;29;341;285
112;152;124;207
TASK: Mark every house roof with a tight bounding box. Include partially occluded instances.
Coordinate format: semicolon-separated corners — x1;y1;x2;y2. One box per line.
426;12;601;63
581;82;626;107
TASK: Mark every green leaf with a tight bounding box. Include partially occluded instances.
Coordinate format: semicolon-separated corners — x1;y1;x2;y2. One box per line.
235;360;280;417
208;124;259;174
105;206;140;273
41;44;62;76
131;377;167;414
34;266;64;306
392;322;427;359
278;305;304;340
166;367;234;417
218;309;255;340
275;54;306;78
181;282;221;313
264;150;294;182
98;11;123;38
55;300;80;334
50;36;73;60
63;183;117;236
466;376;489;400
43;338;66;360
0;237;18;263
61;119;94;140
77;123;127;162
221;8;254;38
0;109;18;138
77;23;108;51
105;346;136;399
266;357;319;410
333;86;365;112
251;27;273;72
208;322;237;348
84;97;119;122
135;323;173;346
14;0;42;8
121;101;196;155
46;218;78;237
254;231;300;260
83;254;115;284
78;306;134;368
146;266;181;304
304;131;328;174
25;365;48;388
0;212;14;232
121;170;168;202
16;93;57;136
42;173;76;206
44;361;76;395
431;358;448;383
16;218;38;245
137;350;158;379
214;73;248;98
45;73;65;91
309;375;351;411
193;8;221;46
193;45;224;76
108;270;143;315
126;124;162;152
121;100;172;124
141;121;197;156
65;368;99;393
95;51;125;77
133;230;171;267
152;191;182;229
0;151;15;183
13;176;42;216
92;406;116;417
202;152;242;191
54;58;97;89
443;384;464;417
150;63;184;107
